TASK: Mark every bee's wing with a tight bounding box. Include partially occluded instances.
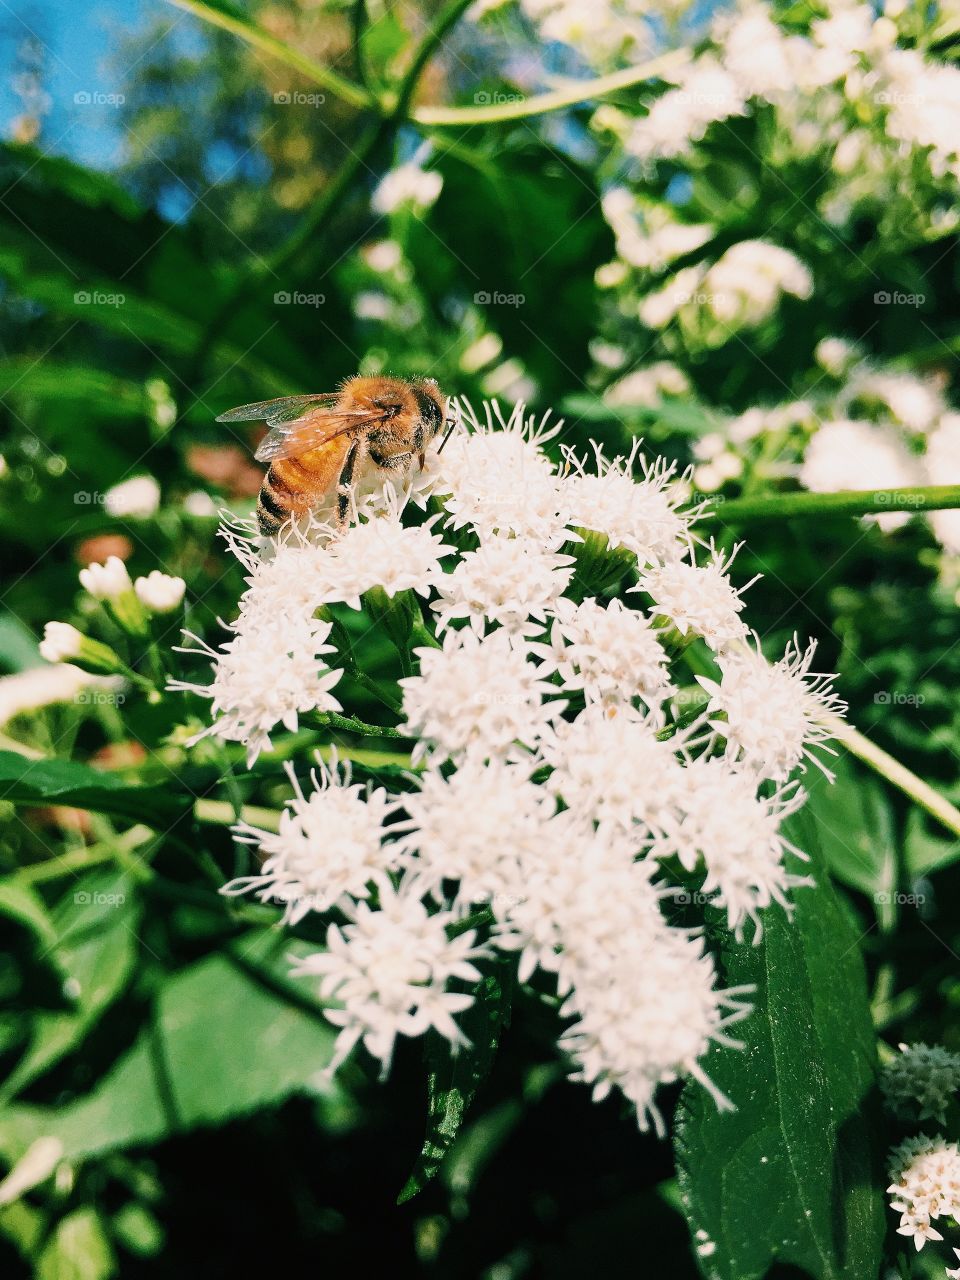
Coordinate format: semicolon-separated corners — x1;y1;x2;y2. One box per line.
252;406;393;463
215;392;339;426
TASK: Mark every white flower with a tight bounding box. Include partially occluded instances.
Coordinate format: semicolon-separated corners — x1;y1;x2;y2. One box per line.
925;415;960;554
635;543;758;651
39;622;83;664
881;1042;960;1126
846;369;946;434
540;704;687;832
698;636;846;781
431;535;575;636
425;399;570;545
530;597;673;711
701;240;813;329
400;628;564;763
559;911;752;1133
104;474;161;519
604;362;691;407
814;336;861;377
562;438;695;565
0;665;120;725
627;58;746;161
134;570;186;613
800;419;922;531
493;811;665;986
394;757;555;911
657;758;808;940
291;885;488;1074
312;505;455;609
224;754;399;922
372;163;443;215
170;615;343;766
79;556;132;601
887;1134;960;1252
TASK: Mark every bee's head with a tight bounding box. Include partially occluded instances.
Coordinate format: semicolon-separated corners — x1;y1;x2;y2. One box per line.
414;376;447;439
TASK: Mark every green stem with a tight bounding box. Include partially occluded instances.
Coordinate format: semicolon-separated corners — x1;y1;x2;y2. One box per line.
307;710;408;740
412;48;689;125
706;485;960;523
385;0;477;121
15;825;154;884
831;716;960;839
167;0;373;109
196;798;282;832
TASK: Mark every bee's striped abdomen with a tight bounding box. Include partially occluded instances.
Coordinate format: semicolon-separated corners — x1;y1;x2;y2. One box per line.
257;458;308;535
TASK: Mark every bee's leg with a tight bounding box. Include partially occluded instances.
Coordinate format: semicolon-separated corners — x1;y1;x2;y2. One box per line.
336;437;362;528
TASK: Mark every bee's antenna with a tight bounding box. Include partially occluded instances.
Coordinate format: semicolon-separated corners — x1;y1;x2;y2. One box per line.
437;414;458;455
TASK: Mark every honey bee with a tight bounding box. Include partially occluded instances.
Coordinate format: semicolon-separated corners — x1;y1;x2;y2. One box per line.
217;374;452;535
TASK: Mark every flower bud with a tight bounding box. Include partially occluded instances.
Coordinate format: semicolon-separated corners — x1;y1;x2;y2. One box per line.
135;571;186;614
78;556;132;601
39;623;125;675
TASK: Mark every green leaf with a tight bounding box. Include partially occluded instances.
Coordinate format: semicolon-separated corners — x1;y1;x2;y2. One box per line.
802;760;896;913
37;1208;114;1280
673;807;884;1280
904;809;960;878
0;750;192;827
0;935;340;1166
2;871;141;1101
398;961;512;1204
0;882;58;949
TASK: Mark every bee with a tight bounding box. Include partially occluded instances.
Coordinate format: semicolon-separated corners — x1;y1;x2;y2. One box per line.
216;374;452;536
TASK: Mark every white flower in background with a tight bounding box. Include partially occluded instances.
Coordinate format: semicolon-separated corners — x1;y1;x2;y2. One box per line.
104;474;161;519
635;543;758;651
38;622;84;664
639;264;707;329
627;58;746;161
659;758;808;939
601;188;713;273
698;635;846;781
0;665;120;725
531;596;673;711
719;7;808;99
815;335;862;378
394;757;555;909
604;362;691;408
431;535;575;636
540;704;687;831
224;755;399;922
846;369;946;434
79;556;132;601
887;1134;960;1252
881;1042;960;1126
926;415;960;553
170;615;343;766
800;419;922;530
183;490;218;518
134;570;186;613
372;162;442;215
291;886;489;1074
563;439;695;565
400;627;564;763
363;239;403;273
425;399;570;545
701;240;813;328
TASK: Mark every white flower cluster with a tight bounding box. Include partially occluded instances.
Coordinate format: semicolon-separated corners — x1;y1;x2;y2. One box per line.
888;1134;960;1261
175;399;844;1130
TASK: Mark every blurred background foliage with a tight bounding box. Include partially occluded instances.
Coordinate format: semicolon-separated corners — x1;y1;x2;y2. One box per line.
1;0;960;1276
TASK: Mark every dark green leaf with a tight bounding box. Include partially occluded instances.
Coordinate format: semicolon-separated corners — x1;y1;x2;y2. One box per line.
0;750;192;827
674;807;884;1280
0;935;341;1166
398;961;512;1204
